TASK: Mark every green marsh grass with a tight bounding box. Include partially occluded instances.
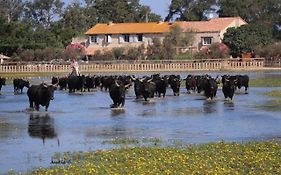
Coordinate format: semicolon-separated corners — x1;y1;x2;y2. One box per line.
250;78;281;87
13;141;281;175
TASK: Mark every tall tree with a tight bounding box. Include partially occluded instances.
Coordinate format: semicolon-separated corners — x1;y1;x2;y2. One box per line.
0;0;24;22
62;2;91;32
23;0;64;28
94;0;161;23
165;0;216;21
223;23;274;57
217;0;281;31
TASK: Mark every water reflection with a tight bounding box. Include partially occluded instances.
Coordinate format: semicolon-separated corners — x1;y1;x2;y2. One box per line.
111;108;125;117
28;113;59;145
0;119;14;140
224;101;235;111
203;100;217;114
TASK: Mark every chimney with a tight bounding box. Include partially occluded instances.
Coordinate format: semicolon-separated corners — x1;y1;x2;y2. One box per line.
145;13;148;23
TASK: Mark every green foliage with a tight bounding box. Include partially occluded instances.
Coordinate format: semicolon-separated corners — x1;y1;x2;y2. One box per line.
102;137;140;145
265;90;281;98
147;38;165;60
0;0;161;61
255;43;281;60
62;2;95;34
194;51;208;60
18;48;65;61
218;0;281;26
147;26;195;60
126;47;141;60
250;78;281;87
112;47;125;60
19;141;281;175
165;0;216;21
223;23;274;57
23;0;64;28
0;0;24;22
92;50;114;61
207;43;230;59
94;0;161;23
174;54;193;60
217;0;281;39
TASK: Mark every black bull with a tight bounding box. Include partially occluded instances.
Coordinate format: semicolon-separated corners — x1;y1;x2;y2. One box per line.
109;81;130;108
222;78;236;100
67;75;85;93
27;84;55;111
13;78;30;93
204;78;218;99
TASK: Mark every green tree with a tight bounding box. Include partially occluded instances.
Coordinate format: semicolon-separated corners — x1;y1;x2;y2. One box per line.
255;43;281;60
223;23;274;57
112;47;125;60
164;25;194;47
217;0;281;39
147;38;163;60
206;43;230;59
61;2;91;33
165;0;216;21
163;24;194;57
23;0;64;28
94;0;161;23
0;0;24;22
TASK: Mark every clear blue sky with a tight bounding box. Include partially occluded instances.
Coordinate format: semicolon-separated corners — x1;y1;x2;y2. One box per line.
140;0;171;19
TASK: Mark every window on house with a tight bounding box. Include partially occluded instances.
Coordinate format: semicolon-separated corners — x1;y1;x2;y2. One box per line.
105;34;112;43
137;34;143;42
90;35;98;43
202;37;212;45
123;34;130;42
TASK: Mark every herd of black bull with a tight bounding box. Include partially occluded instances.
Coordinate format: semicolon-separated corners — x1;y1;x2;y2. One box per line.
0;74;249;111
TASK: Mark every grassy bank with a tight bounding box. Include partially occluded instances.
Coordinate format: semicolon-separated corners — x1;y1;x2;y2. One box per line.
265;90;281;98
12;141;281;175
250;78;281;87
0;72;67;79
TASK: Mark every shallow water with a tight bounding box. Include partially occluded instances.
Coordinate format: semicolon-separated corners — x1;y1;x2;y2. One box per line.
0;71;281;173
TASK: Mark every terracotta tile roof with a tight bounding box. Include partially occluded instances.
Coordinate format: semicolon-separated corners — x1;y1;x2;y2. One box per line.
183;17;247;32
85;17;247;35
85;21;185;35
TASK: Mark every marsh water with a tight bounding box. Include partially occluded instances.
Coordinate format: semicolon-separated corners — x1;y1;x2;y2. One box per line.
0;71;281;173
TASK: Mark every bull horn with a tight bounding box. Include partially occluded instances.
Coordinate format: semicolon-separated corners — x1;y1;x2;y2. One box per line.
42;83;48;87
130;75;136;81
147;78;153;82
125;84;131;88
115;81;120;87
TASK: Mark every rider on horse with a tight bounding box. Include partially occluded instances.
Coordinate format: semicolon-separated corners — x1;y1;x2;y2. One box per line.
70;58;80;76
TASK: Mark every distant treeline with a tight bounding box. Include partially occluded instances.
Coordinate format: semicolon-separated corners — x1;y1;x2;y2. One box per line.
0;0;280;61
